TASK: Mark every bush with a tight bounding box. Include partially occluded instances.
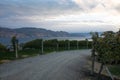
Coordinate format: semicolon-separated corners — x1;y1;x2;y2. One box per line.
0;43;6;52
23;39;42;49
94;30;120;64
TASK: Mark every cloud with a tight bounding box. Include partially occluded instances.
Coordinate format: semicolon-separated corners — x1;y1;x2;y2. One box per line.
72;0;99;10
0;0;120;32
0;0;81;17
72;0;120;14
115;5;120;12
41;21;115;32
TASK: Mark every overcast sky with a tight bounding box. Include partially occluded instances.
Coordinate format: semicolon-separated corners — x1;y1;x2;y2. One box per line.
0;0;120;32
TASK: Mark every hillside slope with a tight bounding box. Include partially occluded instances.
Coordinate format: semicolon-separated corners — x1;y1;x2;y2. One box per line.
0;27;70;38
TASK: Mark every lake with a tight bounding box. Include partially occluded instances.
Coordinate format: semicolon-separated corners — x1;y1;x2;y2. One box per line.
0;36;92;46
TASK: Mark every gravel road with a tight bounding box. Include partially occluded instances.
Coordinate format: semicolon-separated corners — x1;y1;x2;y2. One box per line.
0;50;91;80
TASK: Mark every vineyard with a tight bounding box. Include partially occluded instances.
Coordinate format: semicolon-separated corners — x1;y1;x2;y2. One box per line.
0;38;92;61
0;30;120;79
91;30;120;79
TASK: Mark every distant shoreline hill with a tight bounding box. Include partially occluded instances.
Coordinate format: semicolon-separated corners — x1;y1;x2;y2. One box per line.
0;27;72;38
0;27;92;38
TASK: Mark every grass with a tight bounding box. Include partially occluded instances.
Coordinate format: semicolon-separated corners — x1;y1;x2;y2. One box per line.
0;51;16;60
18;49;40;57
0;49;40;60
108;65;120;77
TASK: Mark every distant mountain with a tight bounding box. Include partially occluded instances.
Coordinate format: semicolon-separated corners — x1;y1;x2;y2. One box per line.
0;27;71;38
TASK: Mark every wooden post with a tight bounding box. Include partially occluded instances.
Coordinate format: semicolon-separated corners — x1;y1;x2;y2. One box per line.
15;42;18;58
97;63;104;80
91;48;95;75
91;32;98;75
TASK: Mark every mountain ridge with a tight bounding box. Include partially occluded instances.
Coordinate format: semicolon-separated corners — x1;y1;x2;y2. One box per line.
0;27;71;38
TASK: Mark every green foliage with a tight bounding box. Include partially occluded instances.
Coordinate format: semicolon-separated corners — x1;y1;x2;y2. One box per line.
78;40;87;48
18;49;39;57
23;39;92;50
58;40;68;50
0;51;15;60
109;65;120;76
70;40;77;49
0;43;6;51
93;30;120;64
44;39;58;51
23;39;42;49
0;49;39;60
0;38;92;61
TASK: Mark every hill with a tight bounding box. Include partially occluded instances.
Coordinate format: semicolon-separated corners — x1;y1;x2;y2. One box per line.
0;27;71;38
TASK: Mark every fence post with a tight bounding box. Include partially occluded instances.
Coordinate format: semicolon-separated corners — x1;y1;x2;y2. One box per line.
15;42;18;58
91;48;95;75
97;62;104;80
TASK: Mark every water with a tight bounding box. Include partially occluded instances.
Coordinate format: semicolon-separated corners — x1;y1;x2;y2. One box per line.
0;36;92;46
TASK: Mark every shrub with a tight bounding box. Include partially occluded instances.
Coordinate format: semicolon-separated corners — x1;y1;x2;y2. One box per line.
0;43;6;52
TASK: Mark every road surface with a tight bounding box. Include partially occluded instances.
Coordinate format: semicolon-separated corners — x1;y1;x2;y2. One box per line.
0;50;91;80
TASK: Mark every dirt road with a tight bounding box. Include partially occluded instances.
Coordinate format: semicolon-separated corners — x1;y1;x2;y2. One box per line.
0;50;91;80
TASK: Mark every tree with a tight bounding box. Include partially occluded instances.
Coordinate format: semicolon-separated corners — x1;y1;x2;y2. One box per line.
90;32;99;75
92;30;120;79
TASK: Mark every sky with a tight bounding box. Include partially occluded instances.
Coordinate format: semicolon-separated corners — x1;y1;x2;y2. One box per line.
0;0;120;32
